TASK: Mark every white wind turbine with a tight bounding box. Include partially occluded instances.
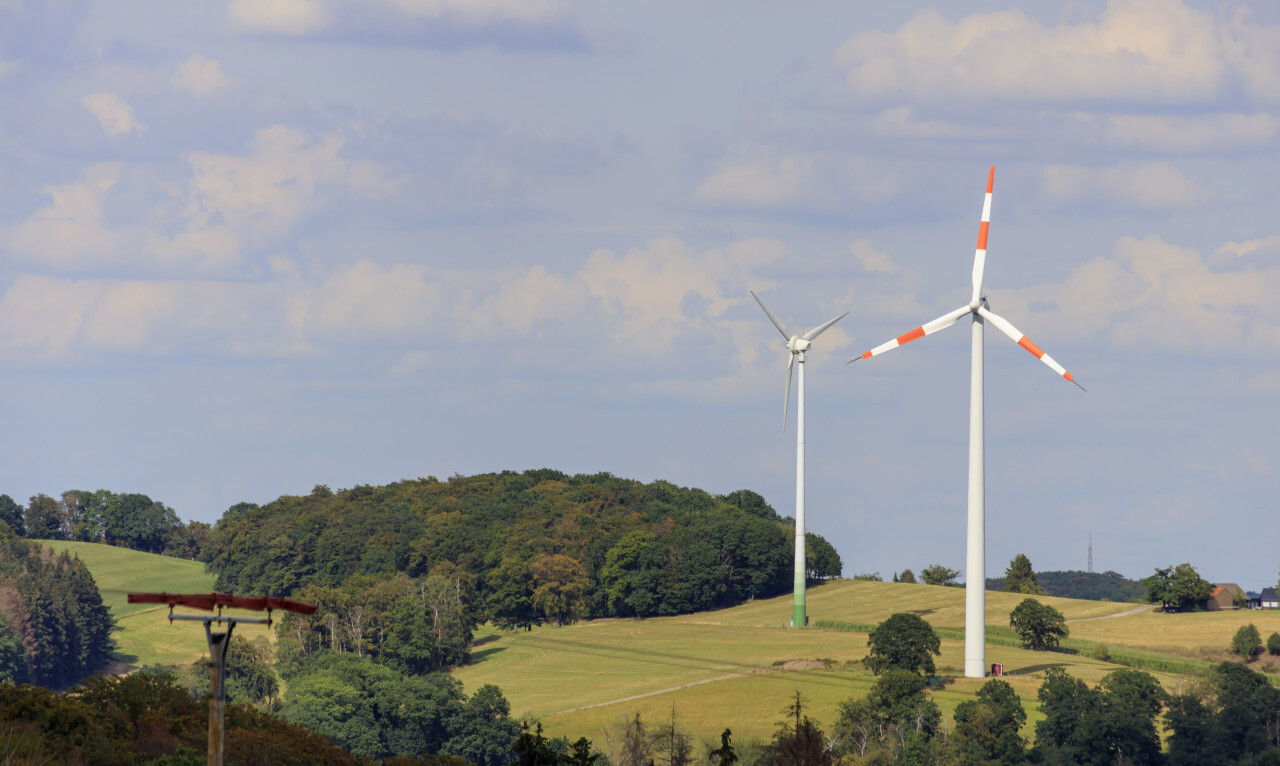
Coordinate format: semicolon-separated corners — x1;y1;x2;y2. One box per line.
751;290;847;628
850;167;1084;677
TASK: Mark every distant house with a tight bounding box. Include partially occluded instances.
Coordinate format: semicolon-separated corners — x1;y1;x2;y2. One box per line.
1261;587;1280;610
1207;583;1246;611
1245;591;1263;609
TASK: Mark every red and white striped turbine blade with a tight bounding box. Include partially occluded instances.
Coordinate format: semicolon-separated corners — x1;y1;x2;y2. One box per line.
970;166;994;306
850;305;969;363
977;306;1083;389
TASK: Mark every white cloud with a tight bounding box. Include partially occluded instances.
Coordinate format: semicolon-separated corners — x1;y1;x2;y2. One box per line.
227;0;329;35
82;92;146;136
0;236;784;372
1223;9;1280;102
384;0;571;22
986;234;1280;355
5;126;394;273
835;0;1223;104
849;238;897;275
4;164;167;270
1041;161;1201;210
693;145;901;212
227;0;570;35
171;54;236;97
1215;234;1280;260
1085;113;1280;153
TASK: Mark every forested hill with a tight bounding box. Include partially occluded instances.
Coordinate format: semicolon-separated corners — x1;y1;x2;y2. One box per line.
202;470;842;622
986;570;1146;602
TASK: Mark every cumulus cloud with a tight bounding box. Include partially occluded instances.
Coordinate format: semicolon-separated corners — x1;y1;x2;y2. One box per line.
835;0;1224;104
228;0;572;36
0;236;789;377
1083;113;1280;153
5;126;395;273
171;54;236;97
849;238;897;275
81;92;146;136
227;0;329;35
1041;161;1202;210
693;145;901;212
986;234;1280;355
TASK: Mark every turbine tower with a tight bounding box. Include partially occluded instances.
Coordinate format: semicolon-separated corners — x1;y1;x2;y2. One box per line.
751;290;847;627
849;167;1083;676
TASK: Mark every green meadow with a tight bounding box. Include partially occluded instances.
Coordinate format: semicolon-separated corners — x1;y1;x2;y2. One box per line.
36;540;273;669
452;579;1280;744
41;541;1280;747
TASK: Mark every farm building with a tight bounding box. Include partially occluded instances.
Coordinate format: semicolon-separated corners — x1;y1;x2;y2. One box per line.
1207;583;1246;611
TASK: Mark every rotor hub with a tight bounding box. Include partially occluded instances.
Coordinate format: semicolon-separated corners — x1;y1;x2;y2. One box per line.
787;336;811;353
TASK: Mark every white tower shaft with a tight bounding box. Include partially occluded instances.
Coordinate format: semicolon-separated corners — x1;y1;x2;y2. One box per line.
793;352;807;627
965;314;986;677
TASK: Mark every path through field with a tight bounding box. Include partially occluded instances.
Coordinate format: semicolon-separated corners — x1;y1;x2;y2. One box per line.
1066;604;1154;622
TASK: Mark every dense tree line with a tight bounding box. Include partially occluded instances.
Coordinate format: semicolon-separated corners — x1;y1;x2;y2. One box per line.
985;569;1147;602
0;525;114;688
0;670;375;764
0;491;210;559
201;471;842;623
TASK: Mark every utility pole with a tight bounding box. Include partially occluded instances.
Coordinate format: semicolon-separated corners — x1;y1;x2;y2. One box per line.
128;592;316;766
1088;532;1093;574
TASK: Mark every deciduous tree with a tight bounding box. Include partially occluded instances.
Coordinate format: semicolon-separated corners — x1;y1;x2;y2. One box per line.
1009;598;1069;651
1143;563;1212;612
864;613;941;676
1232;624;1262;660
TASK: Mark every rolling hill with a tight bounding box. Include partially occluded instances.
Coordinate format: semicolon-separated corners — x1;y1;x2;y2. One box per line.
45;540;1280;748
452;579;1280;743
35;540;275;669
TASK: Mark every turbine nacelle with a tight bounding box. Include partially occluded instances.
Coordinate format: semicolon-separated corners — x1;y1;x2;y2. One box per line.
749;289;847;431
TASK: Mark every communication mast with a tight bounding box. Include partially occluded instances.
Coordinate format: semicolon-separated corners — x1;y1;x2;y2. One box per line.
1088;532;1093;573
128;592;316;766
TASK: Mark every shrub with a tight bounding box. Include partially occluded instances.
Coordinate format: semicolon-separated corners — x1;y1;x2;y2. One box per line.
1266;632;1280;656
1232;624;1262;660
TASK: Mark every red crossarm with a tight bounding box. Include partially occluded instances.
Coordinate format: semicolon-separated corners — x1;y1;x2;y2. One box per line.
127;592;316;615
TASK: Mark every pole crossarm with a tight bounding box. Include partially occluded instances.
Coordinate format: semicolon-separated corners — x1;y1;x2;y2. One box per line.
127;591;317;615
127;592;315;766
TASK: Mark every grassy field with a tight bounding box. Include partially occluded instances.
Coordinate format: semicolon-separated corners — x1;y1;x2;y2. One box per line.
42;541;1280;748
36;540;274;670
452;579;1280;744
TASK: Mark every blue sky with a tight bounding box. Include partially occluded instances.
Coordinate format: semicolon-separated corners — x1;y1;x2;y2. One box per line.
2;0;1278;590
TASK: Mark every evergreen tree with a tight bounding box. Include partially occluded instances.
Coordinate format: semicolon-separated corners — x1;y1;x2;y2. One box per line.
1003;554;1046;595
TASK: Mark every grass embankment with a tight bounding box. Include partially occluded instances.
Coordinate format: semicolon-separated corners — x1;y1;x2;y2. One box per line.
452;580;1280;745
36;540;271;670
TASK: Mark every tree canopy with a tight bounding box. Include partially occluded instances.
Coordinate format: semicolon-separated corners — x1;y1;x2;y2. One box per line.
863;613;941;676
1009;598;1069;651
1144;563;1212;612
1003;554;1046;595
921;564;960;587
201;470;840;621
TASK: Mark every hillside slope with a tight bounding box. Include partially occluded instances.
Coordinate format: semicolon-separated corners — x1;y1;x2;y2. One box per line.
452;579;1280;743
35;540;260;669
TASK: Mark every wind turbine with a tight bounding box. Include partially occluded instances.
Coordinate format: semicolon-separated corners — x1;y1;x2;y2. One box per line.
849;167;1083;677
751;290;847;627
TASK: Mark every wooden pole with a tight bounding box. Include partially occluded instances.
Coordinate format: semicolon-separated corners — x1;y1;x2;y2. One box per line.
205;620;235;766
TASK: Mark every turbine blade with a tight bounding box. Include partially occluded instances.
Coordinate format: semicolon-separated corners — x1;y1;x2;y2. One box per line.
750;290;791;340
783;353;794;431
971;166;994;306
977;306;1084;389
849;305;969;363
801;311;848;342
